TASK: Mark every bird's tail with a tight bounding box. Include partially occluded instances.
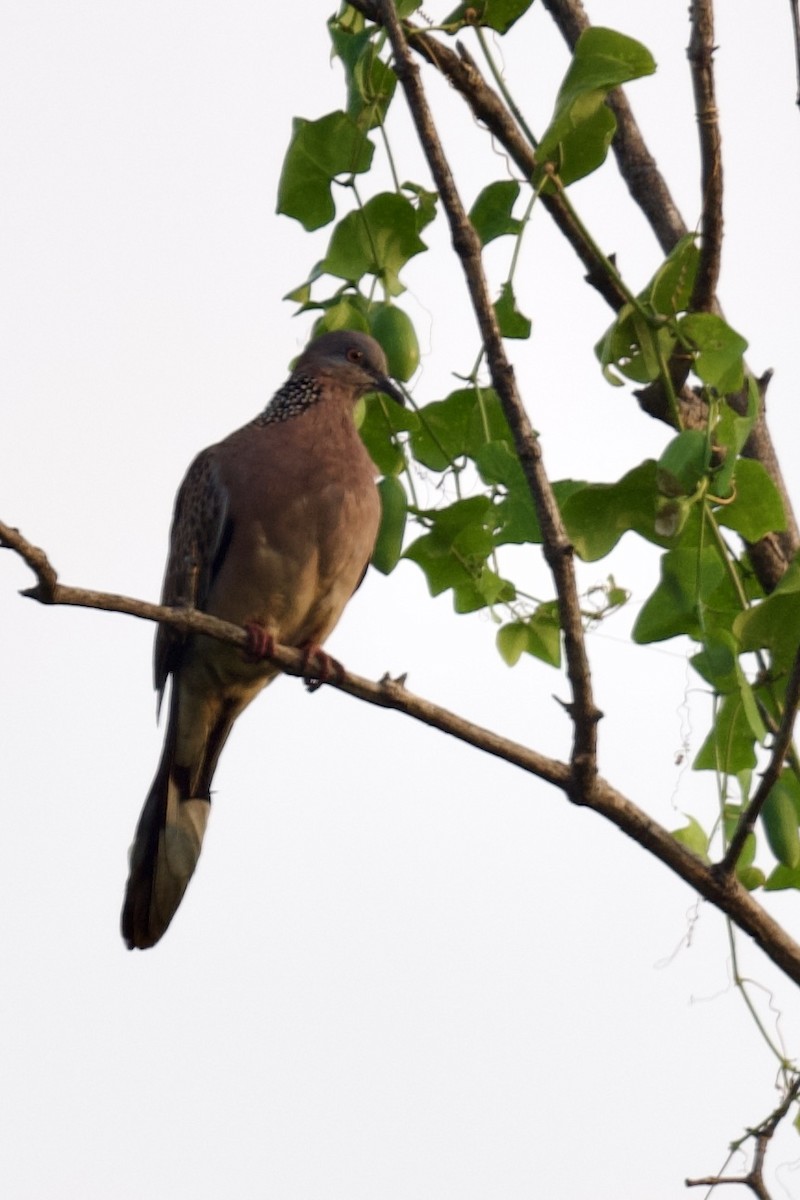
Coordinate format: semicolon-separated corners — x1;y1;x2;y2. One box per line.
121;704;211;950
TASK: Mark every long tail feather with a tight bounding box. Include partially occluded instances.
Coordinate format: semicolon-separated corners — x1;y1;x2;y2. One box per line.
121;703;211;950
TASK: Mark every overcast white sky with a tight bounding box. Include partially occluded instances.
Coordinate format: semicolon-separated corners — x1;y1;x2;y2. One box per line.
3;3;800;1198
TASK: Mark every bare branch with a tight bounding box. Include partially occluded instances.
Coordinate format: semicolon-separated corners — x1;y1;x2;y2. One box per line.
686;1074;800;1198
6;517;800;984
721;645;800;875
377;0;601;785
688;0;724;311
685;1162;771;1199
0;519;568;787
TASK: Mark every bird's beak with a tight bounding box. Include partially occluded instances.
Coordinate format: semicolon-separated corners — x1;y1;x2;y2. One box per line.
373;375;406;407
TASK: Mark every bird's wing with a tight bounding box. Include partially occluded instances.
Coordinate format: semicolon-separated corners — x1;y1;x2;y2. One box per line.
154;447;231;697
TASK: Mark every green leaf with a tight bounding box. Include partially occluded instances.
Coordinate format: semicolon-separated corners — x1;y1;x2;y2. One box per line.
672;817;710;862
526;605;562;666
595;303;676;385
714;459;786;541
350;50;397;131
453;566;515;613
648;235;700;315
283;259;326;306
469;181;522;245
464;391;514;456
421;496;496;542
535;28;656;188
656;430;710;498
734;563;800;672
694;694;759;774
328;26;393;132
709;382;760;498
494;282;532;339
633;542;726;644
409;388;510;471
443;0;535;35
595;238;699;384
312;295;371;335
358;390;419;477
370;304;419;381
762;778;800;869
403;181;438;232
372;476;408;575
476;442;541;542
410;389;474;470
691;642;765;748
678;312;748;393
323;192;426;295
497;606;561;668
480;450;584;547
497;621;528;666
737;865;766;891
277;112;373;231
561;461;661;560
403;496;514;613
764;863;800;892
691;631;740;693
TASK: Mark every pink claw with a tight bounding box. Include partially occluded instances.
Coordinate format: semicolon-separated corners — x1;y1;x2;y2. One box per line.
244;624;276;661
300;644;344;693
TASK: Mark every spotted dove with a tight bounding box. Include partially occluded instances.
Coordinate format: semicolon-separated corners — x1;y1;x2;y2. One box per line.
122;330;404;949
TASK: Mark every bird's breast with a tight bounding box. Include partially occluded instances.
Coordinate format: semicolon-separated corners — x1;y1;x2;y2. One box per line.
206;449;381;650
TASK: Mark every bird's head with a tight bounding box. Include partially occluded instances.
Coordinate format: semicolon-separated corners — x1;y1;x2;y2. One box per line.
293;330;405;407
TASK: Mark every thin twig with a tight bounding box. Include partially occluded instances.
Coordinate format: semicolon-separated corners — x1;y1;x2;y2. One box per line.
376;0;601;787
686;1159;770;1199
686;1074;800;1198
688;0;724;311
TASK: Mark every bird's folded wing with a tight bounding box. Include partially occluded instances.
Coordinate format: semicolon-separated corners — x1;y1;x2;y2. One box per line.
154;447;231;697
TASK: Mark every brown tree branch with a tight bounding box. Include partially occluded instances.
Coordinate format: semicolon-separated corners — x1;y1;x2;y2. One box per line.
688;0;724;312
377;0;601;785
0;519;569;787
7;512;800;986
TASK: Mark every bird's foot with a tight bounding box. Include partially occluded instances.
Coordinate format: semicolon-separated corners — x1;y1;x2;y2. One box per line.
244;624;276;662
300;644;344;693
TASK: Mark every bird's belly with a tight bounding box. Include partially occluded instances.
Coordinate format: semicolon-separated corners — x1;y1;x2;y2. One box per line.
205;482;379;652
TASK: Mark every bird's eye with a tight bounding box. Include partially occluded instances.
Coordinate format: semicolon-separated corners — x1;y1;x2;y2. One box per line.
347;348;364;363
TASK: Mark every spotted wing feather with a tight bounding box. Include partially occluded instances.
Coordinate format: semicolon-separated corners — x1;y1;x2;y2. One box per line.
154;448;230;699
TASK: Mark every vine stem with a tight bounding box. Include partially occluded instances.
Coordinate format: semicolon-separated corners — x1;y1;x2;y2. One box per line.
726;917;789;1067
474;24;539;148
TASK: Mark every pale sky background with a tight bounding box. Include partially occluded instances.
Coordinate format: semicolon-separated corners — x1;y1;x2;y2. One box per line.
2;3;800;1198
